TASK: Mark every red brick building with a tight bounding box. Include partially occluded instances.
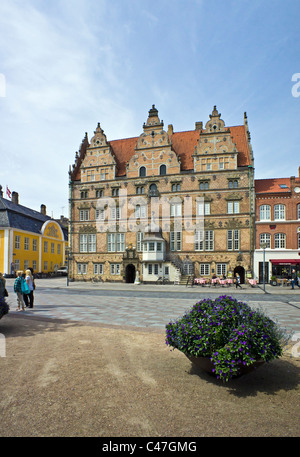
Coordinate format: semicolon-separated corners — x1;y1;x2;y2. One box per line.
254;168;300;283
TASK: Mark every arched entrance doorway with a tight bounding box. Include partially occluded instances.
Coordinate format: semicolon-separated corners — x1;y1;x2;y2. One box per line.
125;264;136;283
234;266;245;284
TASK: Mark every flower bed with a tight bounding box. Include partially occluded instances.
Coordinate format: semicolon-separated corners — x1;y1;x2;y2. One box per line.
165;295;286;382
0;296;9;319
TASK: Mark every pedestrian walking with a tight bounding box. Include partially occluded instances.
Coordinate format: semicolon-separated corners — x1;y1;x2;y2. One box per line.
23;269;34;308
291;269;300;290
235;273;242;289
14;271;25;311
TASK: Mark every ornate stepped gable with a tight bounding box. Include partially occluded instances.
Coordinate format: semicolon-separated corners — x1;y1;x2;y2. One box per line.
69;106;252;181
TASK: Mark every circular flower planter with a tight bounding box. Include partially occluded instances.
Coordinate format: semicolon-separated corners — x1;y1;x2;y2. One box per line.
185;354;265;378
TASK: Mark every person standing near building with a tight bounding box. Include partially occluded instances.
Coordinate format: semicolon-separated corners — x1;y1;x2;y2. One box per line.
23;269;34;308
291;269;300;289
14;271;25;311
235;273;242;289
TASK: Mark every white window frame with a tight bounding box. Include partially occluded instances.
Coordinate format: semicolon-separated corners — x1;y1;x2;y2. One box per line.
32;239;38;251
77;263;87;274
110;263;121;275
227;230;239;251
259;205;271;221
205;230;214;251
259;233;271;249
107;233;125;252
170;203;182;217
274;233;286;249
79;209;89;221
197;202;210;216
199;263;210;276
274;204;285;221
94;263;104;275
24;237;29;251
15;235;20;249
195;230;204;251
216;263;227;276
227;201;240;214
136;232;144;251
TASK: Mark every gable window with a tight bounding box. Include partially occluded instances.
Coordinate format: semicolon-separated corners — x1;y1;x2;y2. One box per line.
159;164;166;175
259;205;271;221
274;204;285;220
139;166;146;177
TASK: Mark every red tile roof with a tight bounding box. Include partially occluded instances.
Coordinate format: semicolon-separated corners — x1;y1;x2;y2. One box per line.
255;178;291;194
72;125;251;179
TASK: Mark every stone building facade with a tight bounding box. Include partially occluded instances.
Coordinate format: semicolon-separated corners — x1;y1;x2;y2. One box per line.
68;105;255;283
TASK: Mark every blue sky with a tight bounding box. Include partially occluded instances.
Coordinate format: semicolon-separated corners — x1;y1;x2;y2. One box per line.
0;0;299;218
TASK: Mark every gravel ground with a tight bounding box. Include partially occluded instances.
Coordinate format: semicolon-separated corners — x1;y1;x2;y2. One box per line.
0;314;299;438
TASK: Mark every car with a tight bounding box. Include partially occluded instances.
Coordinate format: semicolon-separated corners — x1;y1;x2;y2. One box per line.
56;266;68;276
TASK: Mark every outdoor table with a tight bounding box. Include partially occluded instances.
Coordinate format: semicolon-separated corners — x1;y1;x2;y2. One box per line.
194;278;207;286
219;279;227;286
211;278;219;286
227;279;234;286
248;279;257;287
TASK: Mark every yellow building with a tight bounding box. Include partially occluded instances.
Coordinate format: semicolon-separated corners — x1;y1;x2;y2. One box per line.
0;188;68;275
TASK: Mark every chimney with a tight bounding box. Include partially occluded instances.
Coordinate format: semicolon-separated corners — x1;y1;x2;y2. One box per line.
41;204;46;215
168;124;174;136
12;191;19;204
0;185;3;198
195;121;203;130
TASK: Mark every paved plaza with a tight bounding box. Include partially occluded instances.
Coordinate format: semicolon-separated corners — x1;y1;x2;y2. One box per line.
4;277;300;335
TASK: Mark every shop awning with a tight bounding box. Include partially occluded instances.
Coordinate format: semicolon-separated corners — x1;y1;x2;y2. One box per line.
270;259;300;265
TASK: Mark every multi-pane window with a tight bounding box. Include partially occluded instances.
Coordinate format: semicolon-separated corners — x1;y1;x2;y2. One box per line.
33;239;37;251
259;205;271;221
135;205;147;219
274;204;285;220
195;231;203;251
228;180;238;188
14;259;20;270
79;209;89;221
80;191;88;199
51;243;55;254
112;188;119;197
172;183;181;192
227;230;239;251
96;208;105;220
96;189;104;198
136;186;145;194
199;263;210;276
259;233;271;248
24;237;29;250
274;233;286;249
32;260;37;271
79;234;96;253
15;235;20;249
136;232;144;251
227;201;240;214
77;263;87;274
205;230;214;251
94;263;103;275
24;260;29;270
107;233;125;252
199;181;209;190
216;263;227;276
298;231;300;249
197;202;210;216
44;261;48;271
110;264;121;275
170;203;182;217
297;204;300;220
44;241;48;253
111;206;121;220
57;244;61;254
170;231;182;251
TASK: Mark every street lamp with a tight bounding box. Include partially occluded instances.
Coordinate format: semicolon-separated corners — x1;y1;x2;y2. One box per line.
260;242;268;291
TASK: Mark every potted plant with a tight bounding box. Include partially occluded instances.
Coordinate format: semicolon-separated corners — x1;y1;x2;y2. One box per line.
165;295;286;382
0;296;9;319
270;276;278;286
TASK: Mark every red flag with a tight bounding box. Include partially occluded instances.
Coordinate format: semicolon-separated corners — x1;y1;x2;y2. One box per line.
6;186;11;199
